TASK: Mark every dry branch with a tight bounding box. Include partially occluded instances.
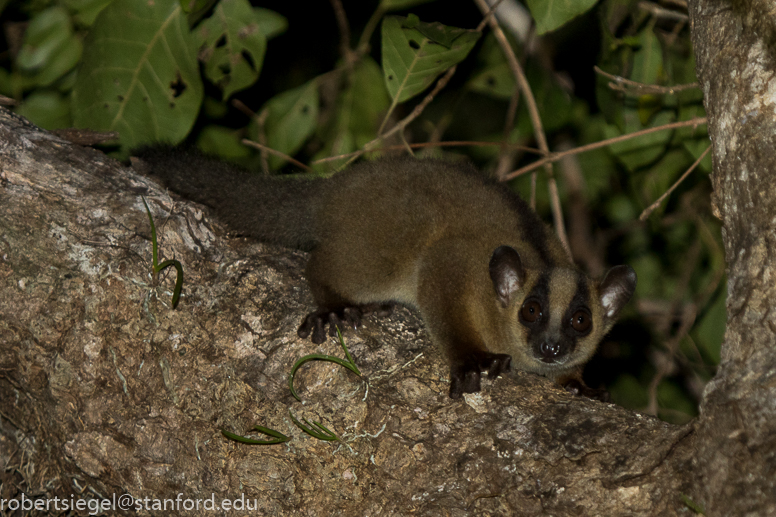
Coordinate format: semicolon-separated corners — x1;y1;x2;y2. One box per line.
0;107;697;515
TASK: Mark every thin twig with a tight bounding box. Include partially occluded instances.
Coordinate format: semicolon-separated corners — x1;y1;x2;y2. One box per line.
494;70;522;180
312;140;543;165
594;66;699;96
328;0;352;60
231;98;256;119
426;112;454;149
556;139;605;277
639;145;711;220
232;99;273;174
476;0;506;31
472;0;571;260
505;117;708;180
482;0;513;180
356;6;385;53
354;65;459;167
241;139;313;172
638;1;689;23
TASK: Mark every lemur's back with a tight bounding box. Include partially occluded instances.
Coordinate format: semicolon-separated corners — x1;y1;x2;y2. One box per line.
134;149;636;399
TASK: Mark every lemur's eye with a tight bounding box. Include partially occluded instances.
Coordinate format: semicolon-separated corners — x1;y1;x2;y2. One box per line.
520;300;542;323
570;309;592;333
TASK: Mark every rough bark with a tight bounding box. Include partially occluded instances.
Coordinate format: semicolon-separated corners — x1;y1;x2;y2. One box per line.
689;0;776;514
1;1;776;510
0;108;693;516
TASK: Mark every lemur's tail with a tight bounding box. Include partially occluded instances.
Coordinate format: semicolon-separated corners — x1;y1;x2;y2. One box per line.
132;146;324;250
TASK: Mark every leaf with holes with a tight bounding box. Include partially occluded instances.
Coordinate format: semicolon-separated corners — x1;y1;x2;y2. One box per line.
256;79;319;168
467;33;517;99
381;15;479;103
196;0;279;100
72;0;203;154
468;62;515;99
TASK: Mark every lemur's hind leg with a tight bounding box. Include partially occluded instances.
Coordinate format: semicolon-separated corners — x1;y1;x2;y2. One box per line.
297;250;393;343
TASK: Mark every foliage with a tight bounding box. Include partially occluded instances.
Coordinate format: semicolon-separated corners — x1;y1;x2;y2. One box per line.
288;411;339;441
142;196;183;309
225;330;356;445
221;425;290;445
70;0;203;151
288;329;361;402
0;0;723;424
381;14;480;103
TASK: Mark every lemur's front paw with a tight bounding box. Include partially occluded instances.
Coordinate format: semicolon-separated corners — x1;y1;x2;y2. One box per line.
449;352;512;399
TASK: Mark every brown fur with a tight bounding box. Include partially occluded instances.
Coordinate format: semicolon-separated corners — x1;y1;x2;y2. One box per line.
134;149;636;398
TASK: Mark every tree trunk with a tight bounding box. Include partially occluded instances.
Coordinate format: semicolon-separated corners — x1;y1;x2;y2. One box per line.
688;0;776;513
0;1;774;513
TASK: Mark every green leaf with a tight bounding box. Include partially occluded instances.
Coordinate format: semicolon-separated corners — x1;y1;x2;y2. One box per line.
72;0;203;154
605;194;638;224
63;0;114;27
577;115;619;202
514;61;574;136
468;62;515;99
289;411;339;441
288;329;361;401
315;56;389;171
608;374;649;409
288;352;361;402
36;38;83;88
156;259;184;309
631;28;663;86
142;197;160;269
467;32;519;99
221;425;290;445
381;15;479;103
196;125;252;160
676;104;711;171
680;494;706;515
16;7;83;87
604;110;676;171
640;149;694;213
255;7;288;40
600;27;675;170
526;0;599;34
401;14;470;49
17;8;72;71
629;253;663;298
258;80;319;168
195;0;268;99
143;196;184;309
180;0;212;14
15;90;72;129
657;380;696;424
